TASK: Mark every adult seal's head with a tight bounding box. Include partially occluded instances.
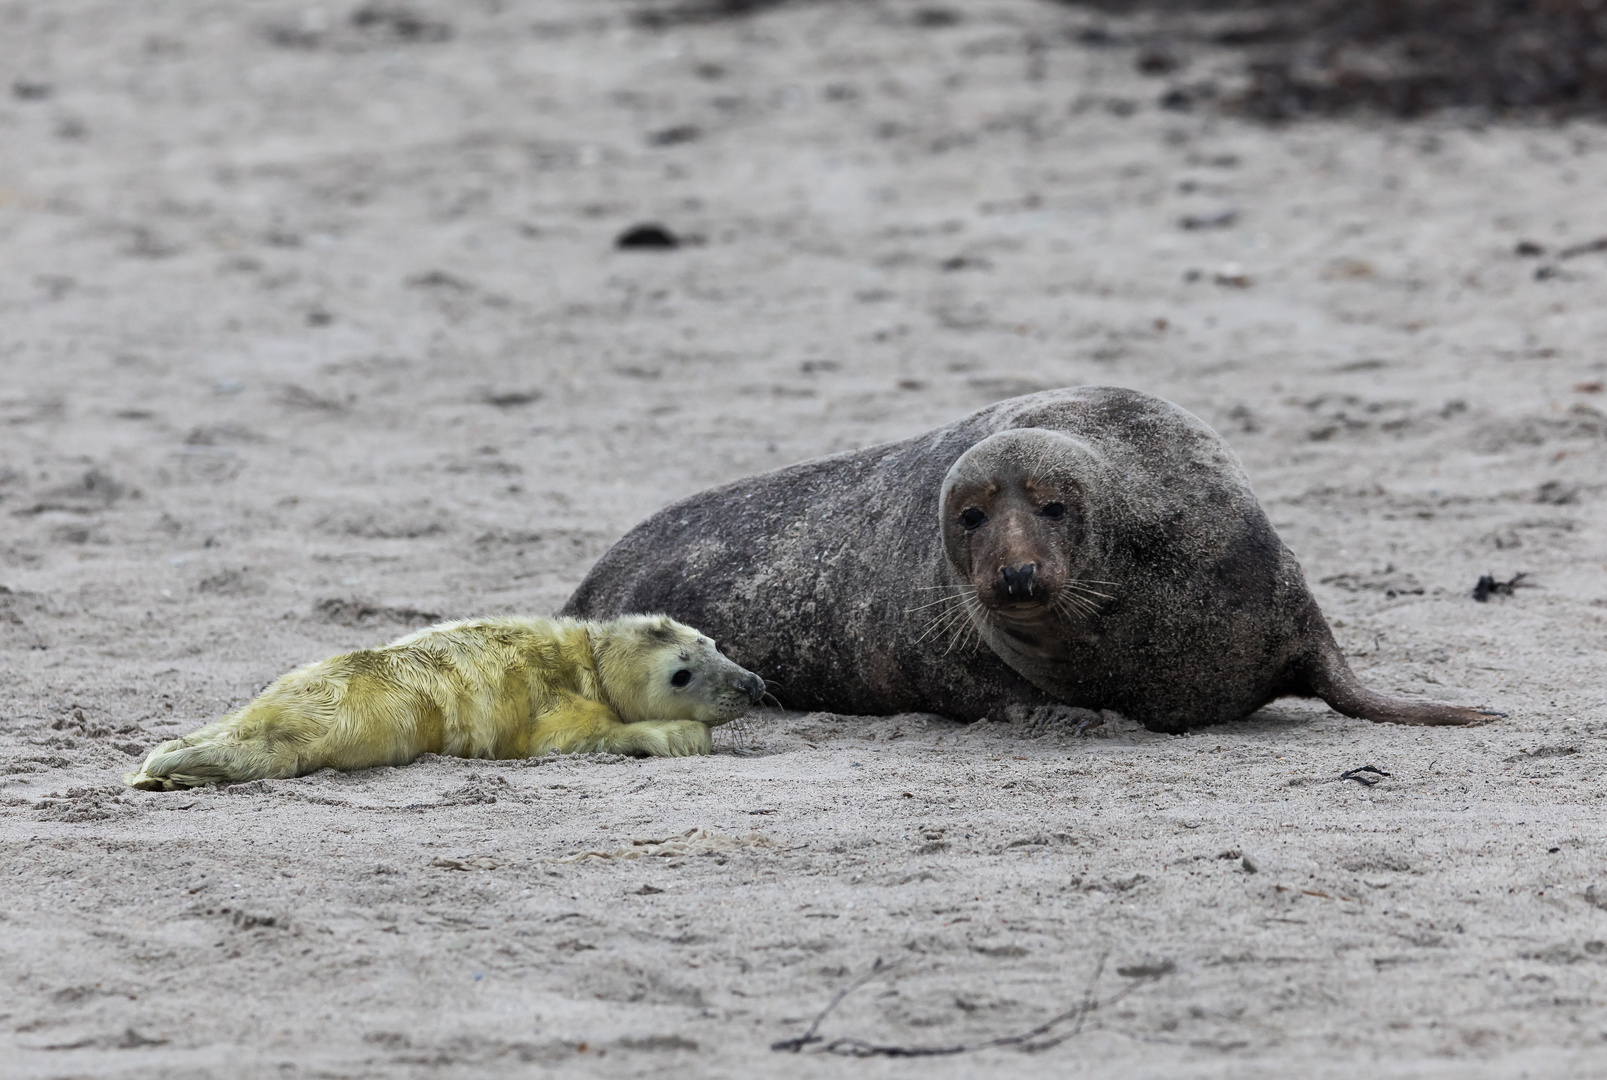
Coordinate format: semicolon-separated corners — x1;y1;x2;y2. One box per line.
938;429;1112;686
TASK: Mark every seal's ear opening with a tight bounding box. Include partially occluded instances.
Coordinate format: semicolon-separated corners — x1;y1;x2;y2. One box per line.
638;614;680;647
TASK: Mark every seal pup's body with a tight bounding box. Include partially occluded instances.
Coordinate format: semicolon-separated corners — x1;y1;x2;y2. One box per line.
126;615;765;790
563;386;1495;733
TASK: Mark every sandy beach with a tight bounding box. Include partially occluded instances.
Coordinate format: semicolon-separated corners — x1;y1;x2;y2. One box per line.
2;1;1606;1076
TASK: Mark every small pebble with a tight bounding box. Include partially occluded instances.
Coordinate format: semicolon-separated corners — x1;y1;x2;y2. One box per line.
616;223;679;250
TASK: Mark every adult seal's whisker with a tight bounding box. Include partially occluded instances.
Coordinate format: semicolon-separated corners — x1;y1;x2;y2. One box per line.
914;600;973;646
1053;593;1101;621
905;594;969;614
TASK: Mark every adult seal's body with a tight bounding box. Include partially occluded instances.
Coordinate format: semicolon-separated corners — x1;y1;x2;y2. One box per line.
563;387;1494;733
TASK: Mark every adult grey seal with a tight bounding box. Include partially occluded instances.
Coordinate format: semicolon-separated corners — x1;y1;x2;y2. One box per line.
562;386;1495;733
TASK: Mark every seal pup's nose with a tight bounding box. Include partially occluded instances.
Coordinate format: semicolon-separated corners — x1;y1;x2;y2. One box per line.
1000;563;1038;599
741;672;766;704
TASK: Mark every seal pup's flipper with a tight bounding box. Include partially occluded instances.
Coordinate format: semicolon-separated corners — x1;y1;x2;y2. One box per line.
124;729;285;790
524;695;714;758
1303;634;1501;726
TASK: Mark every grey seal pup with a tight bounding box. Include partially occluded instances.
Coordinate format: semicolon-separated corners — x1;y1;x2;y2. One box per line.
562;386;1495;733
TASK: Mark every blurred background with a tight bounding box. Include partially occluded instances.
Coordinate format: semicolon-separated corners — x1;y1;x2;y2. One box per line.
3;0;1603;640
4;5;1607;1074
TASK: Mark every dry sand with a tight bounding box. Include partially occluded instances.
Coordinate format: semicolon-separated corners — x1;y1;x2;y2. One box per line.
2;1;1606;1076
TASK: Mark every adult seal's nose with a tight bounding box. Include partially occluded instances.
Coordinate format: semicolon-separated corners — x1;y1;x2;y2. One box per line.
1000;563;1037;599
741;672;766;703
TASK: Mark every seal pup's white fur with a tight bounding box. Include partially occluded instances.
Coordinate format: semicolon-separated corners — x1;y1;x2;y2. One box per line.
125;614;765;790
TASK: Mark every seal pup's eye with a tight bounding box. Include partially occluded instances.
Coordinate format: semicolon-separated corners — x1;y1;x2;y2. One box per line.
958;507;987;530
1040;502;1066;520
670;669;692;687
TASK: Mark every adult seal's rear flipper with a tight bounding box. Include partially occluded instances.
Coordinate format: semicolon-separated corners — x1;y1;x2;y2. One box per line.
1301;630;1500;726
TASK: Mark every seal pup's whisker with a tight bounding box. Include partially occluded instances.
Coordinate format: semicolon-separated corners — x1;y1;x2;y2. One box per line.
717;715;754;750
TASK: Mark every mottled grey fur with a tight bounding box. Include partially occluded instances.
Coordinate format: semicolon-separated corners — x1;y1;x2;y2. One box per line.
563;387;1493;732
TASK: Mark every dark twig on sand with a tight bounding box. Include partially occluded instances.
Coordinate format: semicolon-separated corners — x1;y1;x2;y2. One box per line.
1559;237;1607;260
771;954;1167;1057
1341;765;1391;788
770;958;895;1053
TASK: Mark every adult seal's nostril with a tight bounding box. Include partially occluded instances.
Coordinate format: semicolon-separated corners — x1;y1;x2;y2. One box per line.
1000;563;1036;597
742;672;766;703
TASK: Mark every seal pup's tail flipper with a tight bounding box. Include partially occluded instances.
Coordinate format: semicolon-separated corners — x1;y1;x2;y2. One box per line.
1302;631;1501;726
124;727;281;790
124;738;242;790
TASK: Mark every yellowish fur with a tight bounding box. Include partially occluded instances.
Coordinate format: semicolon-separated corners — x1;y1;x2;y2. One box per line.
124;614;764;791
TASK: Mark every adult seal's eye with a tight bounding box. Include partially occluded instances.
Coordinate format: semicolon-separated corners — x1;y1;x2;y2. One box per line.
670;669;692;687
1040;502;1066;520
958;507;987;530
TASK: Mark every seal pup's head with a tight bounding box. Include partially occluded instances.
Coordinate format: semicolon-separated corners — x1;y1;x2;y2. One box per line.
592;614;766;726
938;428;1108;638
